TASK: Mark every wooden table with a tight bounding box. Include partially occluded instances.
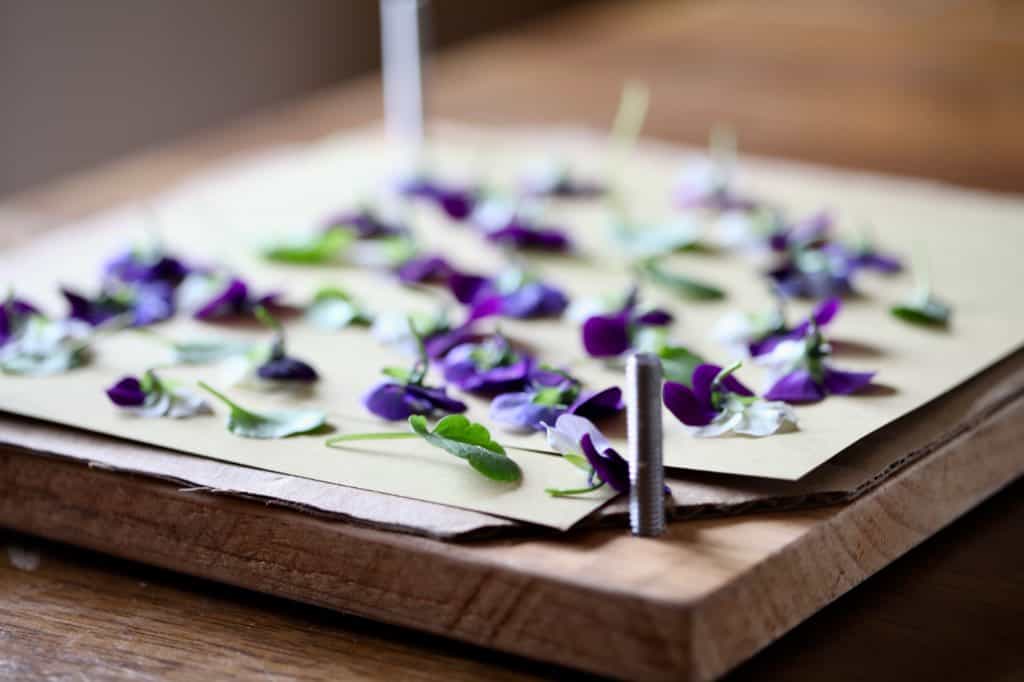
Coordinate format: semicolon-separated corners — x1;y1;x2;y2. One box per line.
3;1;1024;679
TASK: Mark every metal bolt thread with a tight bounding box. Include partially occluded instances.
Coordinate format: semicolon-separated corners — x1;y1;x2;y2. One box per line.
627;352;666;537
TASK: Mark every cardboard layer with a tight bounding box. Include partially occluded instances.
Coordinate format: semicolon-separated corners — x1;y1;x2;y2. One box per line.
2;126;1023;528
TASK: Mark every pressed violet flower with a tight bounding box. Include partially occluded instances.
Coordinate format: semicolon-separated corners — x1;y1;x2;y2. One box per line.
450;268;568;320
103;245;190;289
222;307;318;388
371;308;482;359
395;254;455;285
757;322;875;403
326;414;521;483
823;240;902;275
470;198;573;253
0;315;91;376
322;207;405;240
363;336;466;421
0;296;39;346
105;370;212;419
305;286;372;331
580;288;673;358
488;366;622;432
399;175;477;221
663;362;796;438
714;297;841;359
767;244;856;299
520;160;605;199
442;335;533;394
62;281;175;328
543;415;630;496
177;272;280;320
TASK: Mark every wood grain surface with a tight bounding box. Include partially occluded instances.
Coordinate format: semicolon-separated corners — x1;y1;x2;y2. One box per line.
2;0;1024;680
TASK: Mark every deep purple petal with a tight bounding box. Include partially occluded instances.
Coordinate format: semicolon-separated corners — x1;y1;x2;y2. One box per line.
663;381;716;426
689;364;719;407
485;224;572;252
448;272;490;305
0;298;38;344
858;251;903;274
580;434;630;494
396;256;453;284
764;369;825;403
405;384;468;415
106;376;147;407
813;297;842;326
500;283;568;319
442;346;531;394
363;382;424;420
568;386;624;422
529;366;575;388
423;326;482;360
193;278;249;319
61;288;124;326
635;308;673;327
582;313;631;357
257;355;319;383
822;367;875;395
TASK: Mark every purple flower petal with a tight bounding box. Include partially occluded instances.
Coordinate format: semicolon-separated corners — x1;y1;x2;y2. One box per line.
764;369;826;403
857;251;902;274
362;381;467;421
257;356;319;383
500;282;568;319
580;433;630;494
0;298;38;345
822;367;874;395
131;282;176;326
104;251;189;287
406;384;468;415
324;209;403;239
423;325;482;360
193;278;249;320
662;381;717;427
635;308;674;327
106;376;147;407
568;386;624;422
489;392;565;431
448;272;490;305
396;256;453;284
485;224;572;252
399;178;475;220
442;343;532;394
582;313;631;357
61;288;125;327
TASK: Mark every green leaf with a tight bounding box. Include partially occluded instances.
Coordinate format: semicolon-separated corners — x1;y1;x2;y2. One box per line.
658;345;705;386
198;381;326;439
305;287;372;330
409;414;521;482
641;259;725;301
262;228;353;264
890;295;951;327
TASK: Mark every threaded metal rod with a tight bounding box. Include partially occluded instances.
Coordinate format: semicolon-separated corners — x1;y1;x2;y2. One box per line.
627;352;665;537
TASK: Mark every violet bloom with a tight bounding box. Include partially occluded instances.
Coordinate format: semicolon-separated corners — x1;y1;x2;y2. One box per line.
323;208;404;240
768;245;856;299
489;366;622;432
0;298;39;346
823;241;903;275
471;199;572;253
103;248;190;288
105;371;211;419
395;255;455;285
62;282;175;328
663;363;796;438
544;415;630;495
757;322;875;403
713;297;841;359
363;354;467;421
178;273;280;321
520;161;605;199
581;289;674;358
449;269;568;320
399;176;477;221
442;336;533;394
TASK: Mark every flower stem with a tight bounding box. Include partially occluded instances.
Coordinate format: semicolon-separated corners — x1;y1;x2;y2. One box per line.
325;432;418;447
545;482;606;498
196;381;246;413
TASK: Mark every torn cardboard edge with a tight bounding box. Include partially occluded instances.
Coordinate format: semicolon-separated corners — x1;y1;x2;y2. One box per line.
3;347;1022;541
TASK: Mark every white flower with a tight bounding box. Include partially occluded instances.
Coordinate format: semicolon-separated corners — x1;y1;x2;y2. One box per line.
544;414;611;468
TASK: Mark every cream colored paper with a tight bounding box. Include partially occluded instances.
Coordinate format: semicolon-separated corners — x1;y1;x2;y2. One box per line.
1;124;1022;520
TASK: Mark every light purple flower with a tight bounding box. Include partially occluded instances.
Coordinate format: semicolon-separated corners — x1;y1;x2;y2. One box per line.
544;414;630;494
745;297;841;357
178;274;282;321
449;270;568;320
395;255;455;285
103;249;190;288
364;382;467;421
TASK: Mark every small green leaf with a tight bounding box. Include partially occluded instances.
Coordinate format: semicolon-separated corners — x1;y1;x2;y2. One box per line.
641;259;725;301
890;296;951;327
409;414;521;482
198;381;326;439
658;345;705;386
262;228;353;264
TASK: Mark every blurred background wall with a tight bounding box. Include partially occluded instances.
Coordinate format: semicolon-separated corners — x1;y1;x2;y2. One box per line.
0;0;583;196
